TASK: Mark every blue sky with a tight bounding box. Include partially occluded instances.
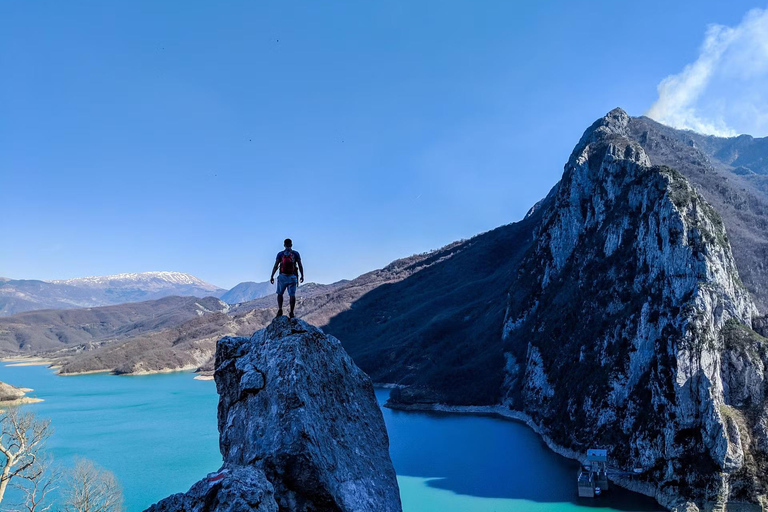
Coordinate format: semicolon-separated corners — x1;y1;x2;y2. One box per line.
1;1;766;289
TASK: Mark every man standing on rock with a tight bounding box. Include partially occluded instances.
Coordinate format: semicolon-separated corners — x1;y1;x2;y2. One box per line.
270;238;304;318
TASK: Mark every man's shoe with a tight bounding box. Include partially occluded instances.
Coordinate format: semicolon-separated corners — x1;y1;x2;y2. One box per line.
289;311;295;319
276;309;283;318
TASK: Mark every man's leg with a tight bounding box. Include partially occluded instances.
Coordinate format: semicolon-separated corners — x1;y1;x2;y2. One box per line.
276;276;284;316
288;277;297;318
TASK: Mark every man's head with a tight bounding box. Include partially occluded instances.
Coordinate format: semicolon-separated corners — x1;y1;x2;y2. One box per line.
284;238;293;249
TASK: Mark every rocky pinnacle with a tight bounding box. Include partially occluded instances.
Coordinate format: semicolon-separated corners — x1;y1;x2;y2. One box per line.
145;317;402;512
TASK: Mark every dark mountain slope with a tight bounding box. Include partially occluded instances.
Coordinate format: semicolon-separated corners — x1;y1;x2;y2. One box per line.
627;117;768;312
324;198;551;405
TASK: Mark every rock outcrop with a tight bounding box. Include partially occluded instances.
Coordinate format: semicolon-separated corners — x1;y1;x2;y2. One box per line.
146;317;401;512
0;380;41;409
0;380;26;402
502;109;768;510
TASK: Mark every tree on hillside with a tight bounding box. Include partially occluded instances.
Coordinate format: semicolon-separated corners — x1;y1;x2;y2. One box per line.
63;459;123;512
0;408;52;506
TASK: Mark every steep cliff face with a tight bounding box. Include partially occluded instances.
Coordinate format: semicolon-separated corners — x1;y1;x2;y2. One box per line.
502;109;768;509
146;317;401;512
625;116;768;313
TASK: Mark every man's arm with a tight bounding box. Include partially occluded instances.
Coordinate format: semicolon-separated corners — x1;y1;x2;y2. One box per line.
297;261;304;283
270;261;279;284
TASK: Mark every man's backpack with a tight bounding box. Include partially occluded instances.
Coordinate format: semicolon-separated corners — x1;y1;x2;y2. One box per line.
280;250;296;275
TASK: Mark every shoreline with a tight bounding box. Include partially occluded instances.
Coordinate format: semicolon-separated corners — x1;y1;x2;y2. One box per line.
0;357;206;380
384;401;689;512
57;368;115;376
58;369;199;377
0;397;44;408
1;357;54;367
0;386;45;411
56;366;202;377
116;365;200;376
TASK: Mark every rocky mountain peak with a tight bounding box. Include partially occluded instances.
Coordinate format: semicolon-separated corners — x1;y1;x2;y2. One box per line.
568;107;639;165
538;110;655;280
146;317;402;512
503;109;767;509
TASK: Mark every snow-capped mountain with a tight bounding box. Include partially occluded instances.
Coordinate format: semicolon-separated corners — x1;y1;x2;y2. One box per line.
0;271;226;316
52;271;220;291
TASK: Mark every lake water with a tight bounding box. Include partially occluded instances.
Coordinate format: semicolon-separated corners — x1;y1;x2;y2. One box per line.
0;364;662;512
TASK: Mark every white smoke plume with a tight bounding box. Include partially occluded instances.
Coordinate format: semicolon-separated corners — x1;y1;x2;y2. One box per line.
646;8;768;137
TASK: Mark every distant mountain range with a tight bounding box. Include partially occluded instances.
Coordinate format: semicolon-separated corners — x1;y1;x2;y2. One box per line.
0;253;440;374
219;281;274;304
0;272;276;316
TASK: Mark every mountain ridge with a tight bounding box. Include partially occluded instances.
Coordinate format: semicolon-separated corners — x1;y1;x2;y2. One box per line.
51;271;217;288
0;271;227;316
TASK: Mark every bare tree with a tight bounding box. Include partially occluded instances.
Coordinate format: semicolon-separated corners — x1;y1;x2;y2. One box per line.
0;407;53;506
63;458;123;512
12;457;59;512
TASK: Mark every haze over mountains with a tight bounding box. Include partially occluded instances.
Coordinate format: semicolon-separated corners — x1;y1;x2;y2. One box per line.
0;272;275;316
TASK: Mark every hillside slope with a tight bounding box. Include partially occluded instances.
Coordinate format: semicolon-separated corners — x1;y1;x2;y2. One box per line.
323;208;547;404
0;296;230;354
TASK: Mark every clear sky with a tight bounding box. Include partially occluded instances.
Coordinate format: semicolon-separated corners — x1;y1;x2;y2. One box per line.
2;1;766;289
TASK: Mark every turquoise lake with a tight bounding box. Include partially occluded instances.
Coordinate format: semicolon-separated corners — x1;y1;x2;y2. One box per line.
0;364;663;512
